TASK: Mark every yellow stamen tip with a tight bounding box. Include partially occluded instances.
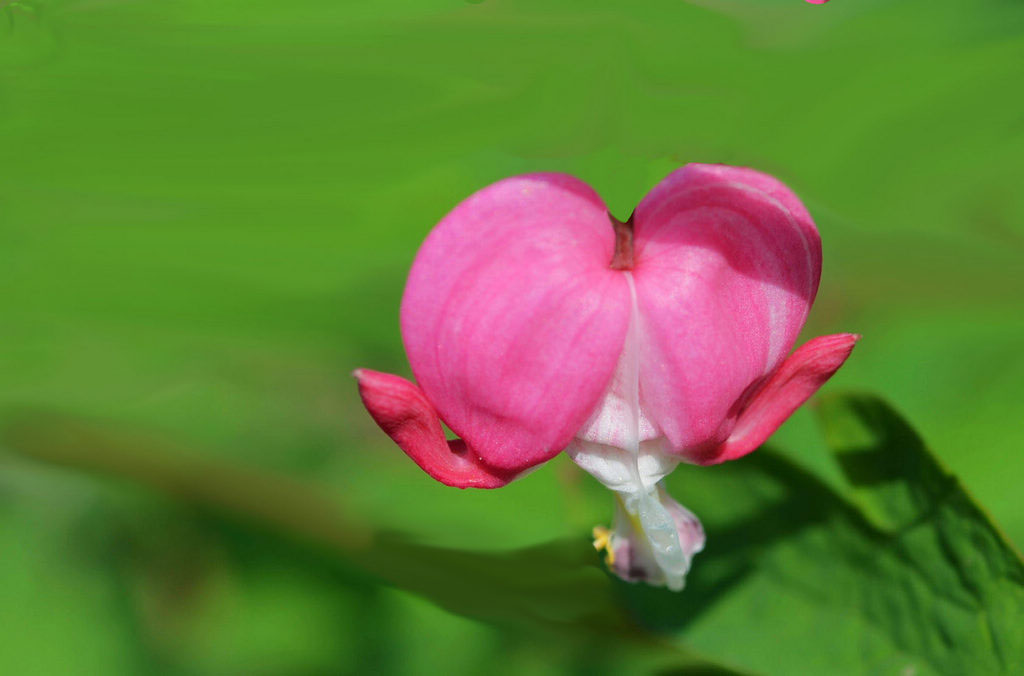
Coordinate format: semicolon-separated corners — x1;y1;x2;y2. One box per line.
591;526;616;567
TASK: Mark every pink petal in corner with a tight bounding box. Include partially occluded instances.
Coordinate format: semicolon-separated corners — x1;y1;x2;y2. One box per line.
702;333;861;465
354;369;516;489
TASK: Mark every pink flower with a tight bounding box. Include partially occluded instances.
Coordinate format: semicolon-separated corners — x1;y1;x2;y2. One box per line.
355;164;858;590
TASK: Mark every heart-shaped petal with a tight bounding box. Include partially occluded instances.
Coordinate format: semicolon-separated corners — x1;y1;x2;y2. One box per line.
401;174;632;472
631;164;822;457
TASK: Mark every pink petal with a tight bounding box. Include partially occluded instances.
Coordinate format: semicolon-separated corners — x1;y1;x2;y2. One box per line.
354;369;516;488
703;333;860;464
401;174;632;472
631;164;823;457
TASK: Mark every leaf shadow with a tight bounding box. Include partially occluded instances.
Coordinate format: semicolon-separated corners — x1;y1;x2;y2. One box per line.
614;446;864;633
0;408;743;674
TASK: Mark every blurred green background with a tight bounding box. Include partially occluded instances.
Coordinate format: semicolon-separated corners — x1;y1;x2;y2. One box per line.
2;0;1023;674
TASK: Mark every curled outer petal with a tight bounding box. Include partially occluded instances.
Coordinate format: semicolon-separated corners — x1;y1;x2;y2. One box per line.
354;369;516;488
631;164;824;458
705;333;861;464
400;174;632;474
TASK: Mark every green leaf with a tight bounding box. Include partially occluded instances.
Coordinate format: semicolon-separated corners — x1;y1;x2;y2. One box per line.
628;394;1024;675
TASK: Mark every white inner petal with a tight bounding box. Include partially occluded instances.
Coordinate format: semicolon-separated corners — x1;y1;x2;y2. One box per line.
569;271;679;493
566;438;679;493
607;486;705;591
569;272;691;588
574;273;658;450
631;489;687;590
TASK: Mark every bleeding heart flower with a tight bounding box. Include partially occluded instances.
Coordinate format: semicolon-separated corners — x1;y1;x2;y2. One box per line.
355;164;858;591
